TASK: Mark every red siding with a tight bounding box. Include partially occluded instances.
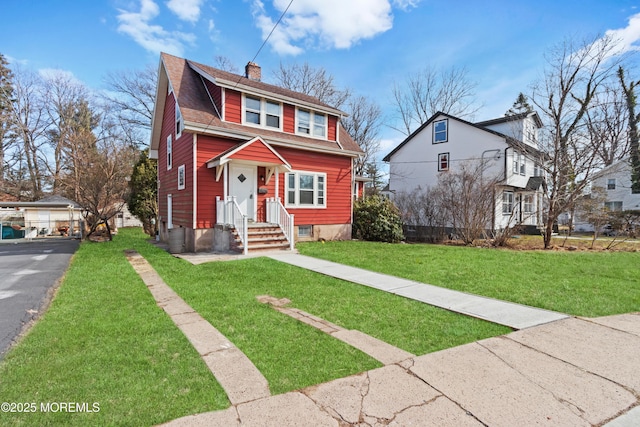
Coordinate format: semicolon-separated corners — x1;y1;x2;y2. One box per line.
275;147;353;225
328;115;337;142
225;89;241;123
283;104;295;134
205;80;222;117
230;140;285;164
158;92;194;229
195;135;238;227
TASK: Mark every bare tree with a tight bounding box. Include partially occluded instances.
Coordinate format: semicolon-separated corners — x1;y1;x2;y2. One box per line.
618;66;640;193
214;55;239;74
432;161;498;245
393;186;448;242
391;65;479;135
272;62;351;108
341;95;382;175
0;54;15;190
8;66;49;200
102;64;156;147
585;81;630;167
531;34;624;248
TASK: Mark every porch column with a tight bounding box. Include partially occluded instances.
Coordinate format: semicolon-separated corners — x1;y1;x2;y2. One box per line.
223;163;229;200
275;167;279;200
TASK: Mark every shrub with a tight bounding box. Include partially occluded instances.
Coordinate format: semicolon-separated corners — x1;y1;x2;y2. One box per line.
353;195;404;243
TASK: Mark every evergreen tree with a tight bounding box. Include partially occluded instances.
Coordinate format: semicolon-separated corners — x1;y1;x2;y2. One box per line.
505;92;534;116
128;150;158;236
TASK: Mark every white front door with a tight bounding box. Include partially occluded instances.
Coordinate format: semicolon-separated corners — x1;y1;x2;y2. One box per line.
230;164;256;220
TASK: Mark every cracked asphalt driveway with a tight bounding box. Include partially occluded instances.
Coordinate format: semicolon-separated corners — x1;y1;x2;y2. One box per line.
0;239;79;359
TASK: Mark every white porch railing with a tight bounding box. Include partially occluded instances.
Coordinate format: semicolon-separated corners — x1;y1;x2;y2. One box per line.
266;197;295;250
216;196;248;255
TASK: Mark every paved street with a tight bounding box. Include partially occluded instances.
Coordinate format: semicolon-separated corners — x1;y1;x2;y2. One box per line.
0;239;79;359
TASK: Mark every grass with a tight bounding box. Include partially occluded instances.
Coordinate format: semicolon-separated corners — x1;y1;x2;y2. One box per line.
0;231;224;427
297;240;640;317
0;229;509;426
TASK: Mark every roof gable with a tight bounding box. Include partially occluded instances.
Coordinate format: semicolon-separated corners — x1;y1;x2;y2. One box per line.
150;52;363;157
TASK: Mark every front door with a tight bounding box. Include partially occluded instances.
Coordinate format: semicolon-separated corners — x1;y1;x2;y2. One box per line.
230;164;256;220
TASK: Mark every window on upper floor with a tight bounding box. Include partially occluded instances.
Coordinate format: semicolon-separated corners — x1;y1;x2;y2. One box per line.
607;179;616;190
438;153;449;171
534;164;544;177
513;153;525;176
433;119;448;144
166;134;172;170
175;104;183;138
296;109;326;138
243;95;282;130
526;122;535;143
286;171;326;208
502;191;514;214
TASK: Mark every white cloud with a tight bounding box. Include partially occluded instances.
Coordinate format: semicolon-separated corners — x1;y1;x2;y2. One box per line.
391;0;422;11
117;0;195;56
605;12;640;54
166;0;204;23
252;0;406;55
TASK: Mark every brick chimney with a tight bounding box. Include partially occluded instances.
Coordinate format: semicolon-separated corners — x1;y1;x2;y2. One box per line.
245;62;261;81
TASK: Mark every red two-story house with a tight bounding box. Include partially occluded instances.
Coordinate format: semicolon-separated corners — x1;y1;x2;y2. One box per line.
150;53;363;253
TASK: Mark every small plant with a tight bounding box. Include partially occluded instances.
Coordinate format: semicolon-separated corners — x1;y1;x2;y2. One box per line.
353;195;404;243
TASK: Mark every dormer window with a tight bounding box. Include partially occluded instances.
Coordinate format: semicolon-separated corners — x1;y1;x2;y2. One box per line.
297;108;326;138
243;95;281;129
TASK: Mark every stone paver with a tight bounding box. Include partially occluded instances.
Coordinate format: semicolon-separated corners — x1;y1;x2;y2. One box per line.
268;253;568;329
125;251;270;405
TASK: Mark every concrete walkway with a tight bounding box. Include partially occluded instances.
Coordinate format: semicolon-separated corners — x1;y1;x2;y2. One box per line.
125;250;270;405
267;253;568;330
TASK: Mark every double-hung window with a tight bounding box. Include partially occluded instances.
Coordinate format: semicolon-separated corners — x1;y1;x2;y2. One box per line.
297;109;326;138
438;153;449;171
244;96;281;129
523;194;534;213
607;179;616;190
286;171;326;208
433;119;447;143
513;153;525;175
502;191;514;214
604;201;623;211
177;165;185;190
175;104;183;138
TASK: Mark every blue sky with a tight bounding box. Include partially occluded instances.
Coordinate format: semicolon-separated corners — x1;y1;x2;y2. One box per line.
2;0;640;156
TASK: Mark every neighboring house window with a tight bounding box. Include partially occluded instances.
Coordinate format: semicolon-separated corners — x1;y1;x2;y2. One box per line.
244;95;281;129
526;122;535;143
166;134;172;170
523;194;534;213
513;153;525;175
176;104;183;138
286;171;326;208
433;119;447;143
297;109;326;138
177;165;185;190
502;191;514;214
604;201;623;211
438;153;449;171
167;194;173;229
607;179;616;190
534;164;543;177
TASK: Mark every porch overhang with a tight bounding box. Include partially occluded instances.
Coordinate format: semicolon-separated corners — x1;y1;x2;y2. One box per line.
206;136;292;183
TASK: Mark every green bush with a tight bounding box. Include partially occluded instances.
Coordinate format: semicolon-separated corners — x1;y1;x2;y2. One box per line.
353;195;404;243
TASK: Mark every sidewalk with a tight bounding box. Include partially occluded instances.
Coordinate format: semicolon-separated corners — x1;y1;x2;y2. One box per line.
267;253;568;330
162;251;639;426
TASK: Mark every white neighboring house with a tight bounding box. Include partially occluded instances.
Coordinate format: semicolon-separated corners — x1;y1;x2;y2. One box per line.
383;111;546;232
591;159;640;212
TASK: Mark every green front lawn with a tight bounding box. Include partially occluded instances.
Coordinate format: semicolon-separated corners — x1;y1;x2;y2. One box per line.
297;240;640;317
0;230;508;426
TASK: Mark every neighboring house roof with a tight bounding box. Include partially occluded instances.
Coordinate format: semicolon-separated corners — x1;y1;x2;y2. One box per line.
525;176;545;191
0;194;81;209
590;158;630;180
150;53;363;157
383;111;544;162
475;111;544;129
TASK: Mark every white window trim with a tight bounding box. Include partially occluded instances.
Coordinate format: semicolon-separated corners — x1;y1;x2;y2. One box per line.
166;134;172;170
502;191;514;215
167;194;173;229
242;94;282;131
433;119;448;144
177;165;185;190
285;171;327;208
295;108;327;139
523;194;534;213
607;179;616;190
176;103;183;139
